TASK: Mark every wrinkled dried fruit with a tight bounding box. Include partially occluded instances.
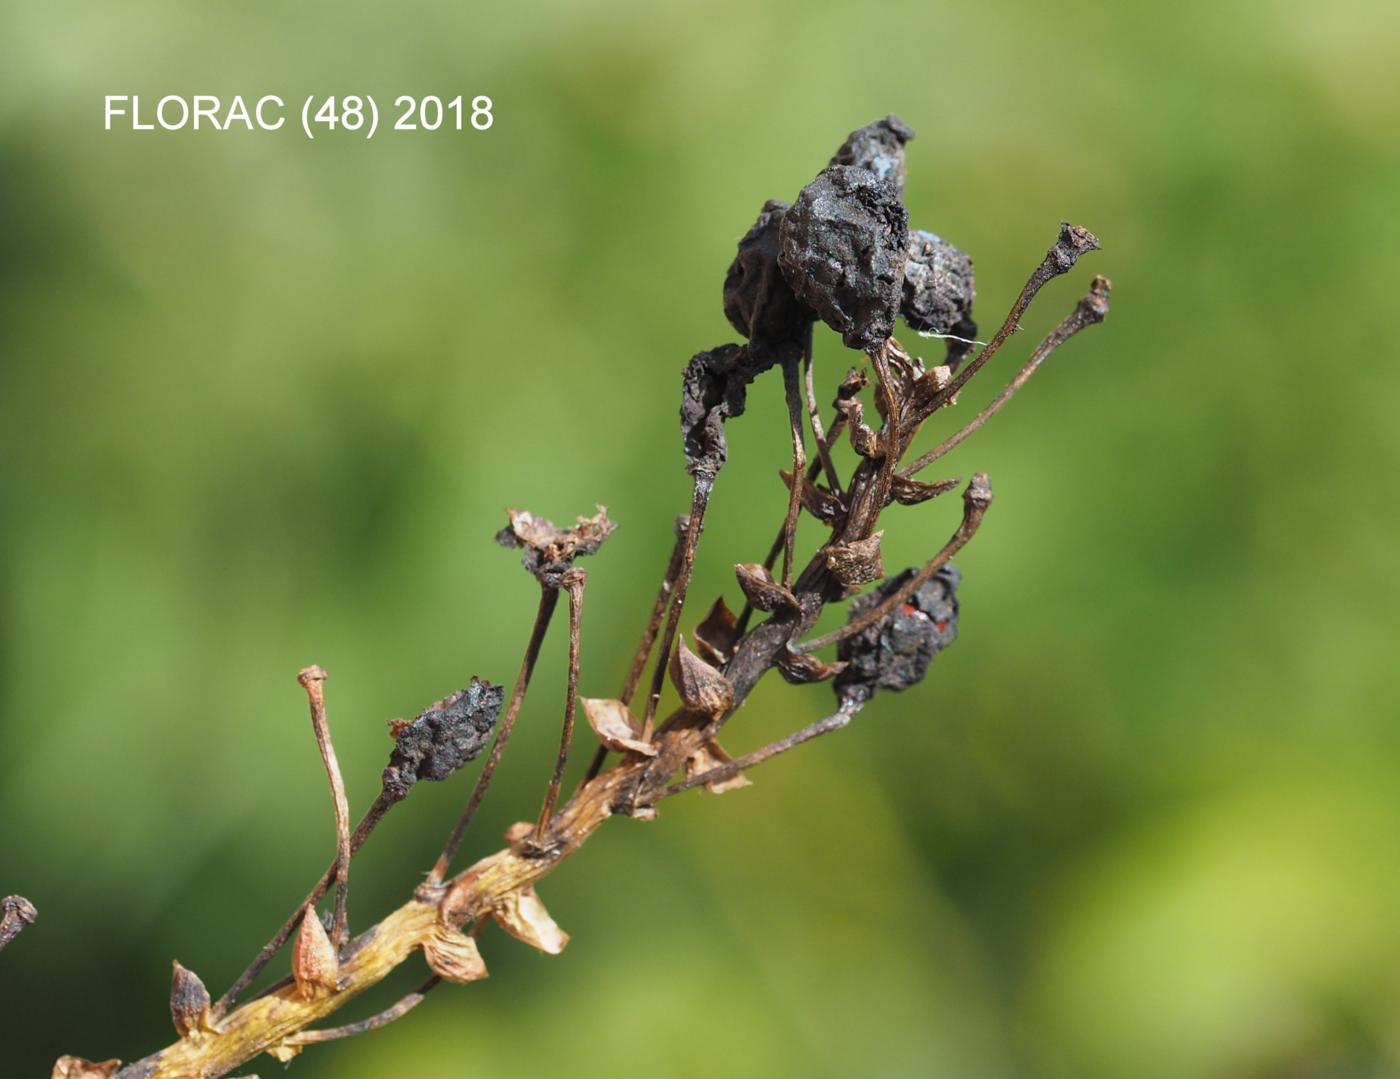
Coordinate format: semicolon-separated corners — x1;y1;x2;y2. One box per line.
169;960;214;1039
835;565;960;703
493;887;569;955
680;344;764;478
582;697;657;756
825;532;884;589
723;200;814;361
902;229;978;368
734;562;799;613
669;636;735;717
292;909;339;1001
830;114;915;194
424;924;489;983
685;739;752;793
779;164;909;351
381;677;505;804
51;1057;121;1079
497;507;615;587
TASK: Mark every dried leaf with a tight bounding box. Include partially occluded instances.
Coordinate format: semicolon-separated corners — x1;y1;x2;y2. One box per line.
776;646;848;685
825;532;885;589
292;909;339;1001
778;470;845;526
669;636;735;717
493;887;569;955
889;475;961;506
380;677;504;804
496;507;616;587
424;924;489;984
581;698;657;756
693;596;740;666
734;563;799;613
51;1057;121;1079
169;960;214;1039
685;739;752;794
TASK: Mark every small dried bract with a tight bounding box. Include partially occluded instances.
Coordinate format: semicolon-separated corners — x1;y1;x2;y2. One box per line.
423;924;489;984
497;507;616;587
669;636;735;717
380;677;505;804
582;697;657;756
51;1058;121;1079
493;887;569;955
684;739;752;794
779;164;909;351
835;565;961;704
169;960;216;1039
292;910;340;1001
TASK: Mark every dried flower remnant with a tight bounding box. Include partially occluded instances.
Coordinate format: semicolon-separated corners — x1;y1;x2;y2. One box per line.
51;1058;121;1079
423;924;488;984
291;910;340;1001
669;636;735;718
497;507;616;588
582;697;657;756
492;887;569;955
829;114;914;194
0;894;37;955
834;565;961;705
779;164;909;351
723;200;814;362
381;678;504;804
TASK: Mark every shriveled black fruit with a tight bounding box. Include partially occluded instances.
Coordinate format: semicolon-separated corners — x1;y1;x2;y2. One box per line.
835;565;960;703
830;114;915;195
903;229;978;369
723;200;814;362
680;343;763;478
381;678;505;803
778;165;909;351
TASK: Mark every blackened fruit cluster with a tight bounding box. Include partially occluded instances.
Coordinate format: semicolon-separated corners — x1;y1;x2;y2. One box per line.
381;677;505;803
716;114;977;376
835;566;960;703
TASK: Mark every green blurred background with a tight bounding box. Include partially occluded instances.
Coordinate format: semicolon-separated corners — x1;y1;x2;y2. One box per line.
2;0;1398;1075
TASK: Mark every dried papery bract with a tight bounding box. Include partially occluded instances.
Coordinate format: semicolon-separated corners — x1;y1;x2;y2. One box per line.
493;887;569;956
582;697;657;756
169;961;216;1039
51;1058;121;1079
291;910;339;1001
423;924;488;984
669;636;735;718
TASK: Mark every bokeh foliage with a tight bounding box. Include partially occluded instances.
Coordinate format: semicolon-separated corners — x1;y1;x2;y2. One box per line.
2;0;1399;1075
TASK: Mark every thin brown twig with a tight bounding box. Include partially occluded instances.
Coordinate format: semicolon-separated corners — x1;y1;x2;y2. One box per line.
803;336;842;495
429;584;560;883
795;473;994;653
665;700;864;797
536;570;586;836
900;276;1112;478
296;667;352;947
779;358;809;587
288;975;441;1045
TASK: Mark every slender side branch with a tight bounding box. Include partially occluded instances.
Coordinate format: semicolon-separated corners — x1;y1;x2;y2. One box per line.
803;341;841;493
536;570;586;836
288;975;441;1045
925;223;1101;416
779;357;809;588
902;276;1111;477
297;667;352;947
430;584;560;882
796;473;994;653
665;700;864;797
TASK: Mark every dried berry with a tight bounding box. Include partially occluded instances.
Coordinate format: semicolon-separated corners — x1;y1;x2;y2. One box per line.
723;200;814;362
680;343;762;477
380;678;505;804
496;507;616;588
830;114;915;194
902;229;978;369
835;565;960;703
778;164;909;351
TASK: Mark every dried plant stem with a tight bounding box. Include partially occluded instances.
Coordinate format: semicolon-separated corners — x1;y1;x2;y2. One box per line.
780;358;809;587
297;667;351;947
287;975;441;1046
900;276;1112;478
803;343;842;494
641;474;713;738
796;474;993;653
430;584;560;883
536;570;586;836
665;700;864;797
